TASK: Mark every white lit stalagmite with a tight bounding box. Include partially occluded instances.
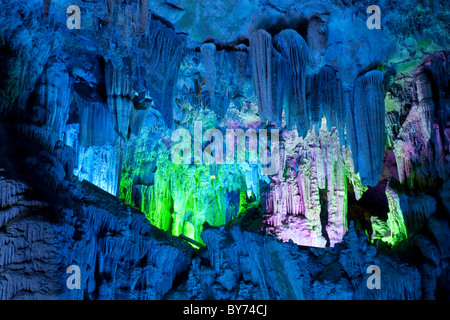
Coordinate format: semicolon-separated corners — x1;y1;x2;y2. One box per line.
263;127;360;247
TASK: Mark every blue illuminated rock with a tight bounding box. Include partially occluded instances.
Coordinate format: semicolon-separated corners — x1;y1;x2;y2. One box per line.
0;0;448;302
349;70;385;187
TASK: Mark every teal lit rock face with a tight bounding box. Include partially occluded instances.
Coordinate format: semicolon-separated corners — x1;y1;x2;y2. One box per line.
0;0;449;300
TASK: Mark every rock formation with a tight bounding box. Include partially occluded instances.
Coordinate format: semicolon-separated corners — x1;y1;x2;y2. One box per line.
0;0;449;300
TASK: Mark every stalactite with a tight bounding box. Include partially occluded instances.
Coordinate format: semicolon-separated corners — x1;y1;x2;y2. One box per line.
210;50;233;118
37;61;73;140
144;20;186;128
273;29;309;136
200;43;216;97
307;15;328;69
309;73;323;128
121;144;251;245
234;44;248;91
351;70;385;186
75;94;117;148
2;0;449;301
105;60;136;140
271;50;285;126
140;0;149;34
124;5;132;50
309;65;343;132
249;29;273;123
336;79;347;147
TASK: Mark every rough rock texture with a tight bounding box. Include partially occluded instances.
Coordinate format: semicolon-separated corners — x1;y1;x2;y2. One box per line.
0;0;449;300
394;51;450;190
0;170;192;300
167;222;423;300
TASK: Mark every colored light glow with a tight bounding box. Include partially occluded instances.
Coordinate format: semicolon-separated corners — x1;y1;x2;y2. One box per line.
120;150;254;246
370;185;408;246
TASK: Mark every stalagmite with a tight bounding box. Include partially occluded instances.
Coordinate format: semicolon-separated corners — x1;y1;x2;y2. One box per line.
1;0;448;302
371;184;408;246
76;143;122;196
393;52;450;188
415;71;435;140
263;127;355;247
324;132;348;247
